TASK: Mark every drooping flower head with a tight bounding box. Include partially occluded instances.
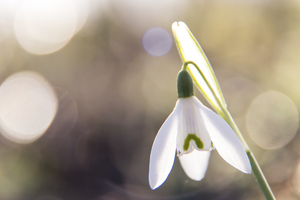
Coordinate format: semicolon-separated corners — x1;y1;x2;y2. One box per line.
148;69;251;190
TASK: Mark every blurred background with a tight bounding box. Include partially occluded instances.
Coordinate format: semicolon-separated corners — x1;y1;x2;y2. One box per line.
0;0;299;199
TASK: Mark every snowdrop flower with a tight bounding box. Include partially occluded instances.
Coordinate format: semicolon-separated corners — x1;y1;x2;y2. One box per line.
148;70;251;190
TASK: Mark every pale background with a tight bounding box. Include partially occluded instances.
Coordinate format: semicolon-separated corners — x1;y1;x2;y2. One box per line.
0;0;299;199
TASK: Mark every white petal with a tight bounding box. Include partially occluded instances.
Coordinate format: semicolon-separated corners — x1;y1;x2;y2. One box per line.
193;97;252;174
179;150;211;181
177;97;212;155
149;100;182;189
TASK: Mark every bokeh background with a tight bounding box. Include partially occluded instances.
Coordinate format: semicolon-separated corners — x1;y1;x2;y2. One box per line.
0;0;300;199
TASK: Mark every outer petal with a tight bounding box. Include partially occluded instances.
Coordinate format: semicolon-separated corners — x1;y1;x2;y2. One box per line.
149;100;182;189
192;97;252;174
179;150;211;181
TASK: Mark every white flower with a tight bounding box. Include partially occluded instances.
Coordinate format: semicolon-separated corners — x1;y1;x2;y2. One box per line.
148;94;252;190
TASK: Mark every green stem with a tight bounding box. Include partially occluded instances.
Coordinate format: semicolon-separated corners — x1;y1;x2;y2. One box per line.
182;61;276;200
222;108;276;200
247;151;276;200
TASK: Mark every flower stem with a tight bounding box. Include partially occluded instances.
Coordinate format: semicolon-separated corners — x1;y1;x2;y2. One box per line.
221;108;276;200
182;61;276;200
247;151;276;200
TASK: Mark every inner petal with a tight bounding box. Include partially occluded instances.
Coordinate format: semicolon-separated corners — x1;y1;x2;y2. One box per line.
177;98;212;156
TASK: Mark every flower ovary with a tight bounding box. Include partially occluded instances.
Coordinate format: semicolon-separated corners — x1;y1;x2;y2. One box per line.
177;70;194;98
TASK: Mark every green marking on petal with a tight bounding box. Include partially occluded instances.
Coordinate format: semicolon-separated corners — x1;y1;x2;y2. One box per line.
183;134;204;151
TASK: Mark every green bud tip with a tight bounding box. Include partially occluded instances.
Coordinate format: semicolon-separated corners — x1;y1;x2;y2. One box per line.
177;69;194;98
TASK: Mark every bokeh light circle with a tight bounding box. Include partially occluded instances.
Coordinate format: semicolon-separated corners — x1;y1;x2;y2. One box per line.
246;91;299;149
142;27;172;57
0;0;21;42
0;71;58;143
14;0;77;55
73;0;90;33
46;88;78;138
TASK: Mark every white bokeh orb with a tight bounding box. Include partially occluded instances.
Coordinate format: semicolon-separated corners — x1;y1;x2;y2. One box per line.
246;91;299;149
142;27;173;57
0;0;21;42
73;0;90;33
0;71;58;143
14;0;77;54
